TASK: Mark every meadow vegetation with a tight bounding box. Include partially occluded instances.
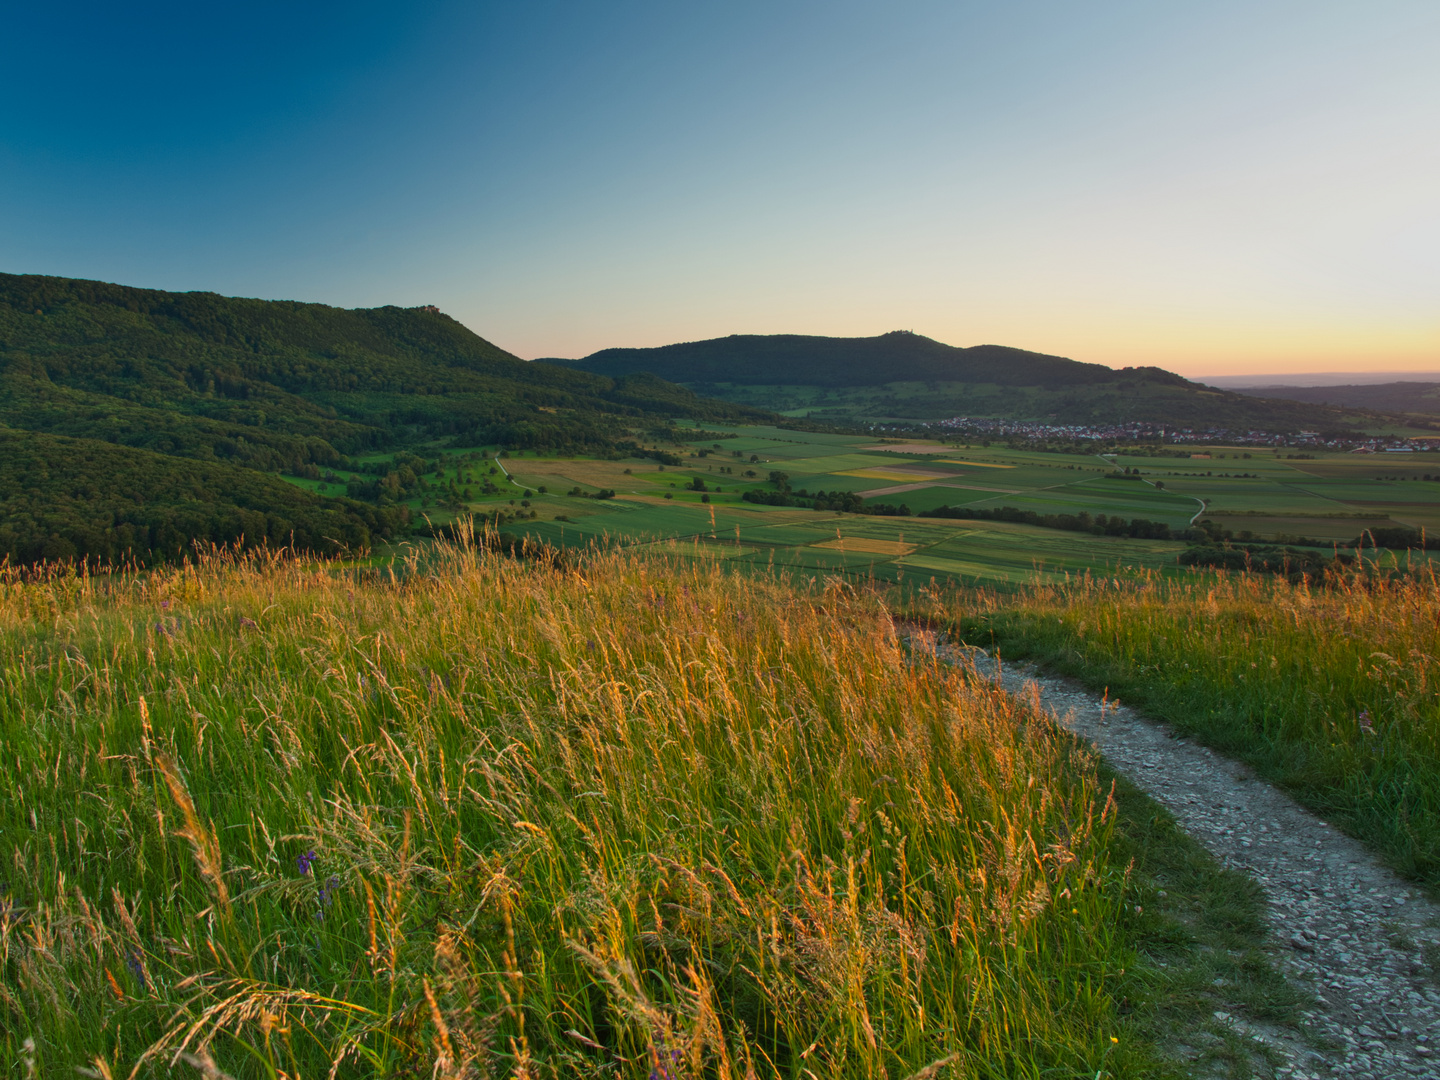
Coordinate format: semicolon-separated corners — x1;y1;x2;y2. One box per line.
932;566;1440;888
0;538;1193;1079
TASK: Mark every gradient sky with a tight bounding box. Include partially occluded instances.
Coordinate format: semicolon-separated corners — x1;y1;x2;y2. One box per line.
2;1;1436;376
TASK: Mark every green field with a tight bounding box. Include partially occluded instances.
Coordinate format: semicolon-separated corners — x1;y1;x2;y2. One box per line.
345;428;1440;584
267;425;1440;586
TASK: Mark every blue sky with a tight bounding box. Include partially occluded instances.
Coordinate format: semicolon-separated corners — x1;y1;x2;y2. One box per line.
2;0;1436;375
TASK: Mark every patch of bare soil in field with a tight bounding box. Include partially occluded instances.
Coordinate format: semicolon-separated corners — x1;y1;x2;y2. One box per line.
856;442;954;454
812;537;917;555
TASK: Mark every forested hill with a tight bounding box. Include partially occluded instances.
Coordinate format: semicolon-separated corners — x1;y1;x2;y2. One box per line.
545;330;1361;430
0;273;766;565
0;273;762;466
0;429;408;566
545;330;1133;387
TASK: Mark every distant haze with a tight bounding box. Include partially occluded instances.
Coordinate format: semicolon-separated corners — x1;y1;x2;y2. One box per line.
1201;373;1440;389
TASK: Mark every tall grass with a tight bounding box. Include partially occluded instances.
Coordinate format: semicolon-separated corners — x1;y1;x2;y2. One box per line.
930;566;1440;886
0;538;1158;1078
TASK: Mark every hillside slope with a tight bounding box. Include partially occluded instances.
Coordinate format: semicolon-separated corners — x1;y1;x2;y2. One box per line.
1;274;763;467
549;330;1359;431
546;330;1139;387
0;274;768;564
0;427;407;565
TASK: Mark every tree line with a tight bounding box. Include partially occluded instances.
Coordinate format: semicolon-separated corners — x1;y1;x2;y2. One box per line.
0;273;777;565
0;430;407;567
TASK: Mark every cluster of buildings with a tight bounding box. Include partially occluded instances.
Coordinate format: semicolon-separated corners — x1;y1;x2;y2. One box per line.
907;416;1440;452
927;417;1176;443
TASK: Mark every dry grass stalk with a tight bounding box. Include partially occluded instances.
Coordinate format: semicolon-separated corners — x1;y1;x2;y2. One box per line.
1;540;1149;1077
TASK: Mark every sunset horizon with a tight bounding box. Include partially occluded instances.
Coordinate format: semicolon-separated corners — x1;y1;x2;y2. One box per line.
3;1;1434;379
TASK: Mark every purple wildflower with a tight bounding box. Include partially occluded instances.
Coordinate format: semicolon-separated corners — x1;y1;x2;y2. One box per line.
297;849;317;875
648;1035;680;1080
1358;710;1376;735
126;949;147;991
314;874;340;921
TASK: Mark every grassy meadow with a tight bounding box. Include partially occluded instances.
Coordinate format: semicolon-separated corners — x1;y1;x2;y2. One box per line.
16;426;1440;1075
927;566;1440;889
0;538;1204;1079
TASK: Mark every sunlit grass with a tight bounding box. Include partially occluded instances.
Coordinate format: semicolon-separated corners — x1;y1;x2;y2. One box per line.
933;565;1440;887
0;536;1163;1078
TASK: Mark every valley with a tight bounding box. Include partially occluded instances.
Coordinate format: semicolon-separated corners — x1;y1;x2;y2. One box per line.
9;4;1436;1073
346;424;1440;586
6;276;1440;1079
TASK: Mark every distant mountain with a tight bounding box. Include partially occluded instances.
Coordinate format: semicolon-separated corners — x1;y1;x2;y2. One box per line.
546;330;1360;431
0;273;766;565
544;330;1187;388
1232;381;1440;416
1201;372;1440;389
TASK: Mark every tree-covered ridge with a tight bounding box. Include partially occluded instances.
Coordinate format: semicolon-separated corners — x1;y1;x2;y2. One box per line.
546;329;1363;432
546;329;1163;388
0;428;408;566
0;354;367;471
0;273;766;468
0;273;774;565
5;274;557;392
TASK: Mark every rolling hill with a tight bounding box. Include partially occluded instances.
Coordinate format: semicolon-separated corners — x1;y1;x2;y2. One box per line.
0;273;766;564
546;330;1363;430
546;331;1137;388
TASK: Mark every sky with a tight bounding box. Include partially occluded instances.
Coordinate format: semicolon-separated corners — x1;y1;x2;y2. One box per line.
2;0;1436;378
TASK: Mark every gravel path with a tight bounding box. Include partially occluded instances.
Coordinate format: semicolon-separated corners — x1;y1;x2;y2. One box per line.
940;641;1440;1079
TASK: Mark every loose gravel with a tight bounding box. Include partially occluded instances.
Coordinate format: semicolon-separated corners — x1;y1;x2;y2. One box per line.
935;639;1440;1079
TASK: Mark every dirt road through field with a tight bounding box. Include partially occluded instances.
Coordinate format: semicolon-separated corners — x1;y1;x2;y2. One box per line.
928;636;1440;1079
